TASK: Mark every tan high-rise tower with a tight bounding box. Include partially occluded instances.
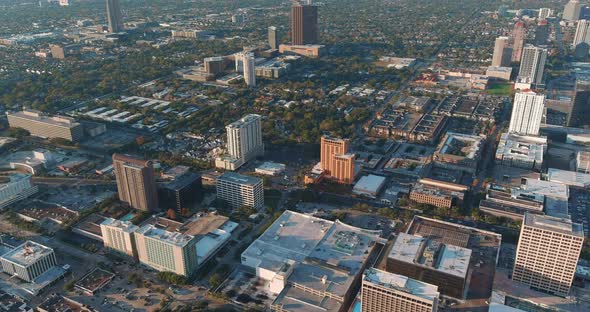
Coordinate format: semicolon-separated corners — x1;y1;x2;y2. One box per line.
511;21;526;62
492;36;512;67
320;136;355;184
290;3;318;45
113;154;158;212
512;212;584;297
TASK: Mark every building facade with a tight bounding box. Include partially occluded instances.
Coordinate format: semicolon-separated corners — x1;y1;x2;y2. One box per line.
290;3;318;45
0;241;57;282
534;20;550;46
216;172;264;210
215;114;264;170
511;21;526;62
0;174;38;210
492;36;512;67
134;225;198;277
508;91;545;136
320;136;356;184
517;45;547;86
100;218;138;258
362;268;439;312
268;26;279;49
7;110;83;142
242;53;256;87
563;0;582;21
106;0;124;33
112;154;159;212
512;213;584;297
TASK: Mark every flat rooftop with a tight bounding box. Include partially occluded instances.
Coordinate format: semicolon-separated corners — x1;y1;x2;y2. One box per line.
1;241;53;267
495;133;546;163
101;218;138;233
547;168;590;187
353;174;386;194
218;172;262;186
524;212;584;237
135;224;195;247
520;178;569;200
437;132;484;159
364;267;439;302
226;114;260;129
7;110;80;128
180;213;229;237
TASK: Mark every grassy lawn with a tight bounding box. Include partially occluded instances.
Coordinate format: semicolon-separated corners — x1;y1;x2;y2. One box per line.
486;82;513;96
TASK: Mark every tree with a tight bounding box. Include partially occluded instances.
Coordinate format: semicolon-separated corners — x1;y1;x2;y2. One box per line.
8;127;29;138
209;273;224;289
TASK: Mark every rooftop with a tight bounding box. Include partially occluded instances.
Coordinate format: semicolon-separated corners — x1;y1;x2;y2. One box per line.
135;224;195;247
7;110;80;128
101;218;138;233
226;114;261;129
437;132;484;159
524;212;584;237
218;172;262;186
547;168;590;188
353;174;387;195
363;268;439;302
1;241;54;267
519;178;569;200
495;133;546;163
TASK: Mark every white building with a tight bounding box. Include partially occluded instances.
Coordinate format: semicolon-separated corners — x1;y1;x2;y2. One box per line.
0;241;57;282
563;0;582;21
0;174;38;210
100;218;138;257
216;172;264;210
573;20;590;50
215;114;264;170
516;45;547;88
495;133;547;170
508;91;545;136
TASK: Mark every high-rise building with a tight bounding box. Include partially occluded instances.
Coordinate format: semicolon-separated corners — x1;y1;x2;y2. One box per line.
134;224;198;277
320;136;356;184
215;114;263;170
203;57;225;75
508;91;545;136
112;154;158;212
534;20;550;46
100;218;138;258
492;36;512;67
290;3;318;45
362;268;439;312
216;172;264;210
512;212;584;297
268;26;279;49
242;53;256;87
538;8;552;19
563;0;582;21
573;20;590;49
6;110;83;142
517;45;547;86
571;80;590;127
0;241;57;282
511;21;526;62
106;0;124;33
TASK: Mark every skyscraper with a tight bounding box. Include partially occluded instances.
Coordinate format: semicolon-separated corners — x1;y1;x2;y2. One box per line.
268;26;279;49
534;20;550;46
290;3;318;45
215;114;264;170
106;0;124;33
513;213;583;297
491;36;512;67
511;21;526;62
508;90;545;136
563;0;582;21
362;268;439;312
320;136;355;184
112;154;158;211
571;80;590;127
517;45;547;85
242;53;256;87
573;19;590;49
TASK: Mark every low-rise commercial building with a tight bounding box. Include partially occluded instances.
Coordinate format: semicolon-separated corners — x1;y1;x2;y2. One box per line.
486;66;512;80
353;174;387;198
0;241;57;282
410;182;465;208
279;44;325;58
0;174;38;210
495;133;546;170
255;162;286;176
6;110;83;142
434;132;485;174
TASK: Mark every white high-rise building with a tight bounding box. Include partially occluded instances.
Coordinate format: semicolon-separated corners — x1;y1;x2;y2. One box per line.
573;20;590;49
516;45;547;86
242;53;256;87
509;91;545;136
215;114;264;170
216;172;264;210
513;213;584;297
538;8;552;19
563;0;582;21
491;36;512;67
100;218;138;258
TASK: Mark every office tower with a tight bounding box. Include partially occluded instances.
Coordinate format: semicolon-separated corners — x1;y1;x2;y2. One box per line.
203;57;224;75
573;20;590;49
0;174;38;210
563;0;582;21
242;53;256;87
538;8;552;19
6;110;83;142
513;213;583;297
571;80;590;127
228;114;262;161
268;26;279;49
290;3;318;45
134;224;198;277
534;20;550;46
508;91;545;136
492;36;513;67
112;154;158;212
100;218;138;258
362;268;439;312
511;21;526;62
106;0;123;33
216;172;264;209
320;136;356;184
517;45;547;85
0;241;57;282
